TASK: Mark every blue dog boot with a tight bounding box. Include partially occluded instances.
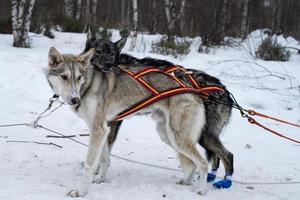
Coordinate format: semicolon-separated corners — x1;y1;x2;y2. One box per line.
213;174;232;189
207;170;217;182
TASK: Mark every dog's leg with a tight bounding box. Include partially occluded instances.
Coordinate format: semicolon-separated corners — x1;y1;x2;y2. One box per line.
211;154;220;172
94;121;122;176
163;102;208;195
200;135;233;189
176;153;196;185
152;110;171;146
153;109;197;185
152;109;196;184
107;120;123;152
68;121;110;197
199;131;220;182
93;140;110;183
206;154;220;182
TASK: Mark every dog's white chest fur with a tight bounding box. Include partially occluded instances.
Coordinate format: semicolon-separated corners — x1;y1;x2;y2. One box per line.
73;96;98;129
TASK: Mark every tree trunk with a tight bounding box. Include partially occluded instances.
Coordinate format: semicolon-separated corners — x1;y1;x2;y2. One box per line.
85;0;90;24
11;0;20;45
64;0;74;18
76;0;82;20
129;0;138;51
164;0;177;39
241;0;250;38
179;0;186;35
23;0;35;45
120;0;127;30
150;0;157;33
220;0;229;40
92;0;98;25
80;0;91;26
11;0;35;48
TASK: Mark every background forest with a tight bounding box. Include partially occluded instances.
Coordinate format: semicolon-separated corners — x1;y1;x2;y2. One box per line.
1;0;300;46
0;1;300;199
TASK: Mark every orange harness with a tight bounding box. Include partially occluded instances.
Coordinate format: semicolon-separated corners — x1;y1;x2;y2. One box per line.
111;65;225;122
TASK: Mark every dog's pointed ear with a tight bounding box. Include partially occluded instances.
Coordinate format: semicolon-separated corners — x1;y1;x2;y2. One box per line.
77;48;95;65
87;26;96;41
48;47;64;68
115;36;127;50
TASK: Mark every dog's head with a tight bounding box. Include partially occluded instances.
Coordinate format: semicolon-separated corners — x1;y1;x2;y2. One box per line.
46;47;94;107
84;28;127;72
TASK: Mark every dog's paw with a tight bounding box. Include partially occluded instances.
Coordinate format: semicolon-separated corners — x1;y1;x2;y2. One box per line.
67;189;87;197
176;179;191;185
207;172;216;182
93;176;105;184
193;172;207;195
213;179;232;189
197;189;206;195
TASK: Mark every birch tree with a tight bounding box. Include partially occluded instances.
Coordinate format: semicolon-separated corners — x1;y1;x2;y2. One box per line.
179;0;186;35
120;0;128;30
129;0;138;51
91;0;98;25
163;0;184;39
220;0;229;40
164;0;176;39
64;0;74;18
75;0;82;20
241;0;250;38
11;0;36;48
83;0;91;25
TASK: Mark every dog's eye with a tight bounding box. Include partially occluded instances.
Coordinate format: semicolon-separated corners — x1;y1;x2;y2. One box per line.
110;52;115;56
96;50;102;55
77;75;82;81
60;75;68;80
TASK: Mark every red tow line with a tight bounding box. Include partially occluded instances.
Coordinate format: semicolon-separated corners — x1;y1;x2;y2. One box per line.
244;109;300;144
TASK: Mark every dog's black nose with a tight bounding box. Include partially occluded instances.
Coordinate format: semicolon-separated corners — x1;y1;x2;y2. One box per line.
101;62;113;72
104;62;113;68
70;97;80;105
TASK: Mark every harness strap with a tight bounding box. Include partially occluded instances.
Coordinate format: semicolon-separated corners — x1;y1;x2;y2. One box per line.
247;109;300;128
248;117;300;144
112;65;225;122
121;68;159;95
113;87;214;122
165;65;200;88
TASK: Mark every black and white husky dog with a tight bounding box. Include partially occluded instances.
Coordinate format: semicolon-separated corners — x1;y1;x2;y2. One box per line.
84;32;234;189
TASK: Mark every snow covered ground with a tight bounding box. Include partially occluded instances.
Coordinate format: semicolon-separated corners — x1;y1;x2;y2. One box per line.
0;31;299;200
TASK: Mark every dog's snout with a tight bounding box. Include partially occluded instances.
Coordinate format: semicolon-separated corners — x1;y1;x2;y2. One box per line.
101;62;113;72
104;62;113;68
70;97;80;105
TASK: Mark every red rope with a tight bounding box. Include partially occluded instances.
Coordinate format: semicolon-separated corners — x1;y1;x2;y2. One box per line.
247;109;300;128
247;117;300;144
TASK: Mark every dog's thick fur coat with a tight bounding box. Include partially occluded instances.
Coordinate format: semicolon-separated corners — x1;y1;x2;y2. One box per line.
84;35;234;181
47;47;214;197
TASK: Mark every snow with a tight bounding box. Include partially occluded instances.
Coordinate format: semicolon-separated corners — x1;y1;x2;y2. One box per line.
0;30;300;200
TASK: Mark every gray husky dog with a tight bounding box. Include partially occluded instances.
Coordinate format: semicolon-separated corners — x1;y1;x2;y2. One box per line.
46;47;217;197
84;33;234;188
